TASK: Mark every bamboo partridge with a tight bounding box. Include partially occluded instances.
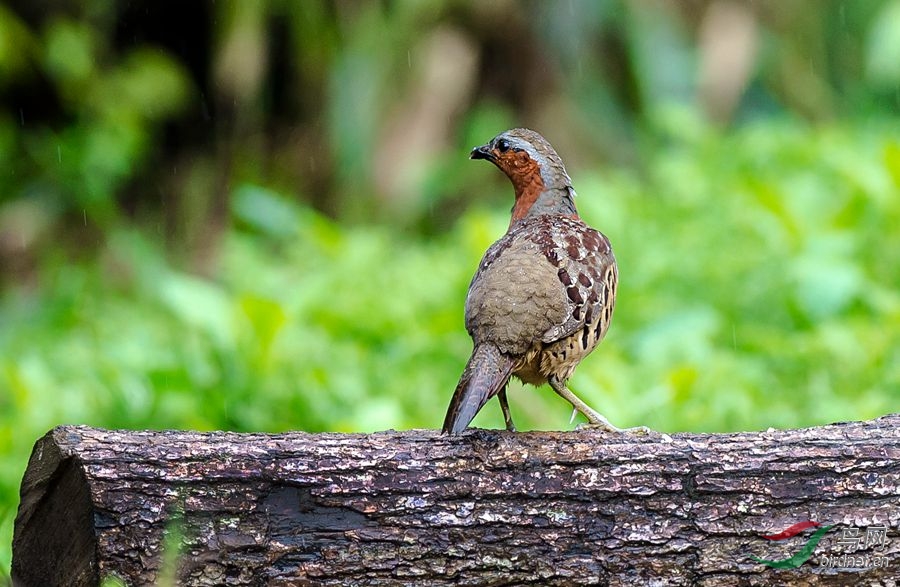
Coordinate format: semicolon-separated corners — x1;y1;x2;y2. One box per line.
442;128;628;435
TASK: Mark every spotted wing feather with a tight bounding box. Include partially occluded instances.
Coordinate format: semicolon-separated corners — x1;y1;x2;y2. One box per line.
537;216;617;346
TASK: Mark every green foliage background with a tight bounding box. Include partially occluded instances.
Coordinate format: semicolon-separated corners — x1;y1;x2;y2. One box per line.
1;0;899;577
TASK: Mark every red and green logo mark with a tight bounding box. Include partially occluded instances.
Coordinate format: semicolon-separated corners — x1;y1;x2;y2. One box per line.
751;521;834;569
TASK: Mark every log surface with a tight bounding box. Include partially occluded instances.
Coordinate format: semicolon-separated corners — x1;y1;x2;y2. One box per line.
12;415;900;586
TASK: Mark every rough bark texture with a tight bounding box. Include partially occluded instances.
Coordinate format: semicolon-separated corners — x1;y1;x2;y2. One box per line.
12;415;900;586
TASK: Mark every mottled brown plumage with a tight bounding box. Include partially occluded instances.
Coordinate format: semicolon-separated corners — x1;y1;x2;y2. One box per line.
443;128;623;435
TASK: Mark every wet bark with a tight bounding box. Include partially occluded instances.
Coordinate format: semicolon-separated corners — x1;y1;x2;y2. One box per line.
12;415;900;586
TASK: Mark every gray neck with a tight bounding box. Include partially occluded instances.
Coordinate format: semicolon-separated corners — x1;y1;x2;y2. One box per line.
529;186;578;217
539;155;577;216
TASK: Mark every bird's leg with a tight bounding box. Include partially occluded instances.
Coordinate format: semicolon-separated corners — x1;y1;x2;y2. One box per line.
498;386;516;432
547;376;662;437
547;375;618;430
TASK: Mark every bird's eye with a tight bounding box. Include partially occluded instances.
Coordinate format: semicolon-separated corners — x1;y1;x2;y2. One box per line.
496;138;510;153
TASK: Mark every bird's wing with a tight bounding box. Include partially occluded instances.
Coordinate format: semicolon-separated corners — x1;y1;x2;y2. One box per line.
539;220;617;345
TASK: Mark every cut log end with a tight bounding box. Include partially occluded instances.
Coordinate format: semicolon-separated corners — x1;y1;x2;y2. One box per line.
13;431;98;586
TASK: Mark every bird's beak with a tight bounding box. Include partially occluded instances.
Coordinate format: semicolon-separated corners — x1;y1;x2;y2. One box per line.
470;144;495;161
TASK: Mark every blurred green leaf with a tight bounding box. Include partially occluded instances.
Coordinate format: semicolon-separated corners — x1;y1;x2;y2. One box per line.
43;19;95;91
114;48;192;121
0;5;35;84
232;184;301;239
866;0;900;88
885;141;900;188
239;294;287;366
156;273;234;345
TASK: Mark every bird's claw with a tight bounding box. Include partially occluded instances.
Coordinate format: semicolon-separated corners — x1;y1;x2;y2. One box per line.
576;422;673;442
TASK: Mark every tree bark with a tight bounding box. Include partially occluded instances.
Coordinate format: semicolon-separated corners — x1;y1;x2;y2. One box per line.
12;415;900;586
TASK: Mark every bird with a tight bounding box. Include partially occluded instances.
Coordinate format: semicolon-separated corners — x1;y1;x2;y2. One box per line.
442;128;629;436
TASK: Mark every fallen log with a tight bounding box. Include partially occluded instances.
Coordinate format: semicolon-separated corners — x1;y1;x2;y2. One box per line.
11;415;900;586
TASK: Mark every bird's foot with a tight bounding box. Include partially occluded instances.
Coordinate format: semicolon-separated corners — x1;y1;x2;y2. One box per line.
577;423;672;440
575;416;672;442
553;380;672;441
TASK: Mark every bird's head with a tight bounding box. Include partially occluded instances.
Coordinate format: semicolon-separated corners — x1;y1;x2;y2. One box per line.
470;128;577;225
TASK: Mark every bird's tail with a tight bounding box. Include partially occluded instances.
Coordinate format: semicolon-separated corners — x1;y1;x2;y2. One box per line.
442;344;515;435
